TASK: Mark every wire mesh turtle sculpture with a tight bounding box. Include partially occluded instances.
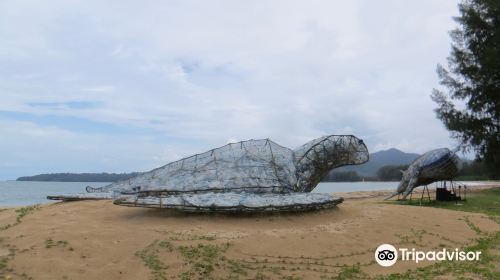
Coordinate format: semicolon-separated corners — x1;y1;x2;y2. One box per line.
385;148;463;200
49;135;369;212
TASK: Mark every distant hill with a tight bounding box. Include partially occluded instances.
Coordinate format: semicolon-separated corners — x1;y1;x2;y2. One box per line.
332;148;420;177
16;172;141;182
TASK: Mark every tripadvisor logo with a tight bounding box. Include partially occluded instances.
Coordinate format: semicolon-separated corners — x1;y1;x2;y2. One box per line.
375;244;481;267
375;244;398;267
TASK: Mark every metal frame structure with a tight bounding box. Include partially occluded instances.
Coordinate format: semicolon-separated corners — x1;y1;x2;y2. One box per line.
114;193;344;213
49;135;369;213
399;179;467;205
385;148;463;201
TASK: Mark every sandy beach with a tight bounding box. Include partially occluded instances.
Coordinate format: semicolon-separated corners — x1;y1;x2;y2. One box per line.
1;187;499;280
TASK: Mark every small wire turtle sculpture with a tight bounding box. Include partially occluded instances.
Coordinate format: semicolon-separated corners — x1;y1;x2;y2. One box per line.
385;148;463;200
49;135;369;212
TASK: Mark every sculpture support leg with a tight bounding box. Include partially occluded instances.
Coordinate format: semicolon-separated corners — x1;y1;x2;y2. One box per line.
402;176;417;200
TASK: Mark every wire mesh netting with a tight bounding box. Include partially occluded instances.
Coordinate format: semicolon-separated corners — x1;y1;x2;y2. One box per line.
386;148;463;200
95;135;368;195
48;135;369;212
293;135;370;192
115;192;344;213
117;139;297;194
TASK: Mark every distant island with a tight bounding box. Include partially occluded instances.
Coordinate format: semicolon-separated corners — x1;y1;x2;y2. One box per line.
16;172;141;182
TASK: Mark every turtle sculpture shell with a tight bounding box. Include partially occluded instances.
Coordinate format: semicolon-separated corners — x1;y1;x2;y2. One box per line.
48;135;369;212
385;148;463;200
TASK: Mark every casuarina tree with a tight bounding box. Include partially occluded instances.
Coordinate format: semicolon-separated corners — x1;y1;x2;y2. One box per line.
431;0;500;178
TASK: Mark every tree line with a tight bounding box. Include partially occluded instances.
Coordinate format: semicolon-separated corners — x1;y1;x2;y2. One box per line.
323;160;490;182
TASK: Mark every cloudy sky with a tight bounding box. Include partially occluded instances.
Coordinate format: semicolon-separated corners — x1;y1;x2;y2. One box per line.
0;0;462;180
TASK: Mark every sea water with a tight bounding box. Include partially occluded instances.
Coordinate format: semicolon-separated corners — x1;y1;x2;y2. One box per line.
0;180;494;207
0;181;108;207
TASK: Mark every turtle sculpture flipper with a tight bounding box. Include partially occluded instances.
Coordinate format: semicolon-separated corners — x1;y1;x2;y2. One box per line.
47;192;118;201
385;148;463;200
49;135;369;212
47;185;140;201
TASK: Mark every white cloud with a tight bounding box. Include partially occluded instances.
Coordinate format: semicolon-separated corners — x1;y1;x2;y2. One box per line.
80;86;115;92
0;0;462;179
0;120;199;179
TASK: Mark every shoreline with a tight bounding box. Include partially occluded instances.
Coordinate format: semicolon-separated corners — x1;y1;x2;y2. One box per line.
1;181;498;209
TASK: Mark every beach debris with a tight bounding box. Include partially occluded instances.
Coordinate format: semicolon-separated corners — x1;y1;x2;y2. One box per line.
50;135;369;212
385;148;463;200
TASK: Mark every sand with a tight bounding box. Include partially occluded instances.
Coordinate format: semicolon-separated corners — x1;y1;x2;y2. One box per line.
0;188;499;280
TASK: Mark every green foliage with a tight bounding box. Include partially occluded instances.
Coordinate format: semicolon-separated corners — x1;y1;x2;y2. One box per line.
374;230;500;280
392;188;500;217
177;243;231;279
376;165;409;181
137;232;264;280
0;257;7;270
45;239;69;249
431;0;500;178
15;205;39;223
335;264;367;279
457;159;490;180
396;229;425;246
135;240;169;280
227;259;249;276
378;191;500;279
1;205;40;230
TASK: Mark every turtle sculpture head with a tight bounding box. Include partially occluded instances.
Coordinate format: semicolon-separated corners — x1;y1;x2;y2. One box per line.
293;135;369;192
